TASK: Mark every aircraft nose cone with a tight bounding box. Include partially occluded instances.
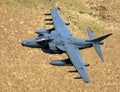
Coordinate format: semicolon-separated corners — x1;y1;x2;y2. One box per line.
21;41;26;46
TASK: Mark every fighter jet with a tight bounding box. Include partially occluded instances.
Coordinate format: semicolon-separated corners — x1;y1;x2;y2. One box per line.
21;8;112;83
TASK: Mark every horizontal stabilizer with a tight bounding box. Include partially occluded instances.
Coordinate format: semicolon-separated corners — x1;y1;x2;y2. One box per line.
88;33;112;42
87;27;95;40
87;27;112;62
93;43;104;62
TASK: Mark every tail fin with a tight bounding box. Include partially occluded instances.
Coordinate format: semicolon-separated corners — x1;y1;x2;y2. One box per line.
87;28;112;62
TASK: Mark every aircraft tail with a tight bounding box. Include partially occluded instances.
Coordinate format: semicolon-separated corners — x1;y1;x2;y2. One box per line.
87;28;112;62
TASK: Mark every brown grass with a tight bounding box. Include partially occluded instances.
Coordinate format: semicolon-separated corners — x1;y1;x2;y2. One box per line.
0;0;120;92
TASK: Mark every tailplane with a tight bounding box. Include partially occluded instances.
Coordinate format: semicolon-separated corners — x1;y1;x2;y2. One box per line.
88;33;112;42
87;28;112;62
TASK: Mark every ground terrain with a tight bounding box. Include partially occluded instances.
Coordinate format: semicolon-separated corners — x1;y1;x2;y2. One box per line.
0;0;120;92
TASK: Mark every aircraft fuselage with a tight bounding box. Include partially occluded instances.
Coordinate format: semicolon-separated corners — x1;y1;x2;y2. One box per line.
21;31;93;54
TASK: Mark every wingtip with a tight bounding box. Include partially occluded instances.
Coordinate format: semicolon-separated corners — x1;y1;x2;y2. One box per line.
87;27;93;32
83;78;91;83
87;27;91;31
100;55;104;62
84;78;91;83
86;81;91;83
87;27;91;29
108;33;113;36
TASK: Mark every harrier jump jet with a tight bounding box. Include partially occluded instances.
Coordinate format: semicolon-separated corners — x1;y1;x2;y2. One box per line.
21;9;112;83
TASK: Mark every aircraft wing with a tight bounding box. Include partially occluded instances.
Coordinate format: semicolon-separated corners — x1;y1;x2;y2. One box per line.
64;44;91;83
50;9;90;83
50;9;72;36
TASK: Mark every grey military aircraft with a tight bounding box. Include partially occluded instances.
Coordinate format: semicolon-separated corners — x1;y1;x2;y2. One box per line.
21;8;112;83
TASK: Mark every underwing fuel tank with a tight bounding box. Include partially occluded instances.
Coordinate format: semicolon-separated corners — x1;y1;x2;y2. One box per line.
50;59;73;66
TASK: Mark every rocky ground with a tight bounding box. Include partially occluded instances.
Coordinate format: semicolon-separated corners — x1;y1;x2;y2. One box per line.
0;0;120;92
